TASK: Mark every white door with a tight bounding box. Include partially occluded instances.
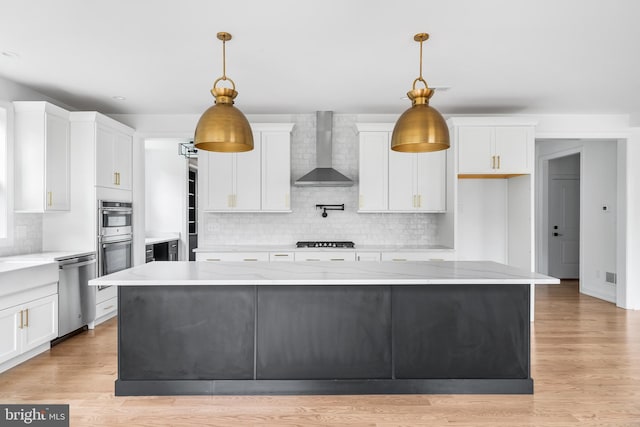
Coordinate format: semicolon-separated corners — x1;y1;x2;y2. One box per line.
22;295;58;352
548;176;580;278
457;126;494;174
494;127;531;174
0;306;22;365
96;126;116;188
205;151;234;210
234;136;261;210
388;150;416;211
261;132;291;211
45;112;70;210
415;150;446;211
358;132;389;211
113;132;132;190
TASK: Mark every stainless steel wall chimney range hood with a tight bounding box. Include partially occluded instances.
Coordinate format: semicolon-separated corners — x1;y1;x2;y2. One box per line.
294;111;353;187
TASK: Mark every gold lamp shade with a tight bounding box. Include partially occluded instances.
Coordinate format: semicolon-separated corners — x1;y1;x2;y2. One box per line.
194;32;254;153
391;33;450;153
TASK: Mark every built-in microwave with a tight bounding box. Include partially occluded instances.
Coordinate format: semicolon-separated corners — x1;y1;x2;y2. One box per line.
98;200;132;238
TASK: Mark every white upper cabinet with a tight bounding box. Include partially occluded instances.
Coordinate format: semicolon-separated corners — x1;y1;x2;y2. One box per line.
357;124;447;213
200;124;293;212
201;133;261;211
454;120;535;176
358;131;389;211
96;123;133;190
14;101;70;212
261;131;291;211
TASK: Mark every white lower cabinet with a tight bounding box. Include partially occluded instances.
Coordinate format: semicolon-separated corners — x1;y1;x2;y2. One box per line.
294;252;356;262
0;293;57;367
92;285;117;327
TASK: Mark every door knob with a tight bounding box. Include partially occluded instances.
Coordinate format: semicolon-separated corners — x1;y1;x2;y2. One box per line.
553;232;563;237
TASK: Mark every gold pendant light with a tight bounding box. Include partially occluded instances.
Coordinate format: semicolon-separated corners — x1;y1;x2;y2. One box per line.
194;32;254;152
391;33;449;153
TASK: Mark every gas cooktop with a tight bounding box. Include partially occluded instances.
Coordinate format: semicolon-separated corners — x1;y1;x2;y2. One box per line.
296;241;355;248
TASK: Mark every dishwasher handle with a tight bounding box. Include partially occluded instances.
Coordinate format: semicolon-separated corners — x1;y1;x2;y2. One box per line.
60;258;97;270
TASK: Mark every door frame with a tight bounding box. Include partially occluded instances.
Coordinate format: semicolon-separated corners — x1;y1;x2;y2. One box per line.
536;146;584;292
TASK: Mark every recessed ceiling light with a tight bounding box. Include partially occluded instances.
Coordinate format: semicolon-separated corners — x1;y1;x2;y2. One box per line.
1;51;20;59
112;96;126;101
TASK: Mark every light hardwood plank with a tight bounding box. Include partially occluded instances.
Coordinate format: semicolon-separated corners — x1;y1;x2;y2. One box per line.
1;280;639;426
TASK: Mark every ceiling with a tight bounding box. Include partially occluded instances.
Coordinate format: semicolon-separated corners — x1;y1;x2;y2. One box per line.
1;0;639;117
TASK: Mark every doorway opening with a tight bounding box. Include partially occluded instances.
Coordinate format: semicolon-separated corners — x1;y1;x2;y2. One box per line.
536;139;618;304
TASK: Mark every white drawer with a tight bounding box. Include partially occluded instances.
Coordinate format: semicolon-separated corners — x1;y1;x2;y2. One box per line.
294;252;356;262
269;252;295;262
96;285;117;304
381;251;454;262
95;296;117;318
356;252;381;261
196;252;269;262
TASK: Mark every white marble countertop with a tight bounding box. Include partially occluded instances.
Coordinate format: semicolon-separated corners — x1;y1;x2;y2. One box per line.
89;260;559;287
1;250;96;263
194;245;454;253
145;233;181;246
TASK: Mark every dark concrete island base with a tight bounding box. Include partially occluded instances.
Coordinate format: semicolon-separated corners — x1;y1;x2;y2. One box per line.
116;283;532;395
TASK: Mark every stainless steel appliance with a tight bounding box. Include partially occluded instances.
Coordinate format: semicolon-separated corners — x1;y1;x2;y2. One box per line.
296;241;355;248
98;201;133;288
57;254;96;337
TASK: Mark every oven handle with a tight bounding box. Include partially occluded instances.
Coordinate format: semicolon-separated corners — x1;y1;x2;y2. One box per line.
102;240;132;248
100;207;133;213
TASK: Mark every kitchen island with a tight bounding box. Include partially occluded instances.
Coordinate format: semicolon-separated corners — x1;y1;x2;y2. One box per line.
89;261;559;396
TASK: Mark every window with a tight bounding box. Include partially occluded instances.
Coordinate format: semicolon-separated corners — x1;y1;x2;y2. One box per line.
0;101;13;246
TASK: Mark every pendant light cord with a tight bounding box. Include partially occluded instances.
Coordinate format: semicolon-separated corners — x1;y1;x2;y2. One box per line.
222;38;227;81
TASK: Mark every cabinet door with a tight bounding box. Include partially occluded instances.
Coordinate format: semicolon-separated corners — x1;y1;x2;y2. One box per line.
113;132;132;190
0;307;21;365
358;132;389;211
261;132;291;211
388;150;416;211
204;151;234;210
415;150;446;212
44;113;70;211
234;136;261;210
493;127;531;174
22;295;58;352
96;126;116;188
457;126;494;174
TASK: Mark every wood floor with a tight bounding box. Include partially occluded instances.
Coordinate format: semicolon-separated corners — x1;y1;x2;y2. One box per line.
1;281;639;426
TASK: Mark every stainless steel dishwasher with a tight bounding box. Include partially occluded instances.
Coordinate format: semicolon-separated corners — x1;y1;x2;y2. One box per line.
57;254;97;337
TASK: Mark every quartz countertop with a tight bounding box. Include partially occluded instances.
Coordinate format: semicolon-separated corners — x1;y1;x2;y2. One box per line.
193;245;454;253
1;250;96;263
89;260;559;287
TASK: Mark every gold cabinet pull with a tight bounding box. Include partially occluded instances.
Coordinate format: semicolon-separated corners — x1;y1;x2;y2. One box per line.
392;258;407;262
103;305;114;311
19;310;24;329
330;258;345;261
25;309;28;327
47;191;52;207
491;156;496;169
418;194;422;208
243;258;258;261
412;195;417;208
206;258;221;261
497;155;501;169
273;254;289;257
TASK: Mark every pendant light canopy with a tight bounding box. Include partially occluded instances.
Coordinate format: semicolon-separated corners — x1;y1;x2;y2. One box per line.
194;32;254;153
391;33;449;153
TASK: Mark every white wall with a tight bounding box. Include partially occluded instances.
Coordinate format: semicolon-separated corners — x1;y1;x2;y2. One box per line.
144;139;188;258
537;140;618;303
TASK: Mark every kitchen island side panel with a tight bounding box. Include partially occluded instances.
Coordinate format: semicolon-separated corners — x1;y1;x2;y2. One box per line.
118;285;255;380
393;284;530;379
256;285;391;379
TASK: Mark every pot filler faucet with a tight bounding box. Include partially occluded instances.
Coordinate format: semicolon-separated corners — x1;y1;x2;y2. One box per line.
315;204;344;218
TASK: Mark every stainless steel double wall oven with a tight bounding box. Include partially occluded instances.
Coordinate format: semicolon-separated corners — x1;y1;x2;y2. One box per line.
98;201;132;286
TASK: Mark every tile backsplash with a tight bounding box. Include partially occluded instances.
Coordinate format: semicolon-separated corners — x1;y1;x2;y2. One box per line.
200;113;440;246
0;213;42;257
